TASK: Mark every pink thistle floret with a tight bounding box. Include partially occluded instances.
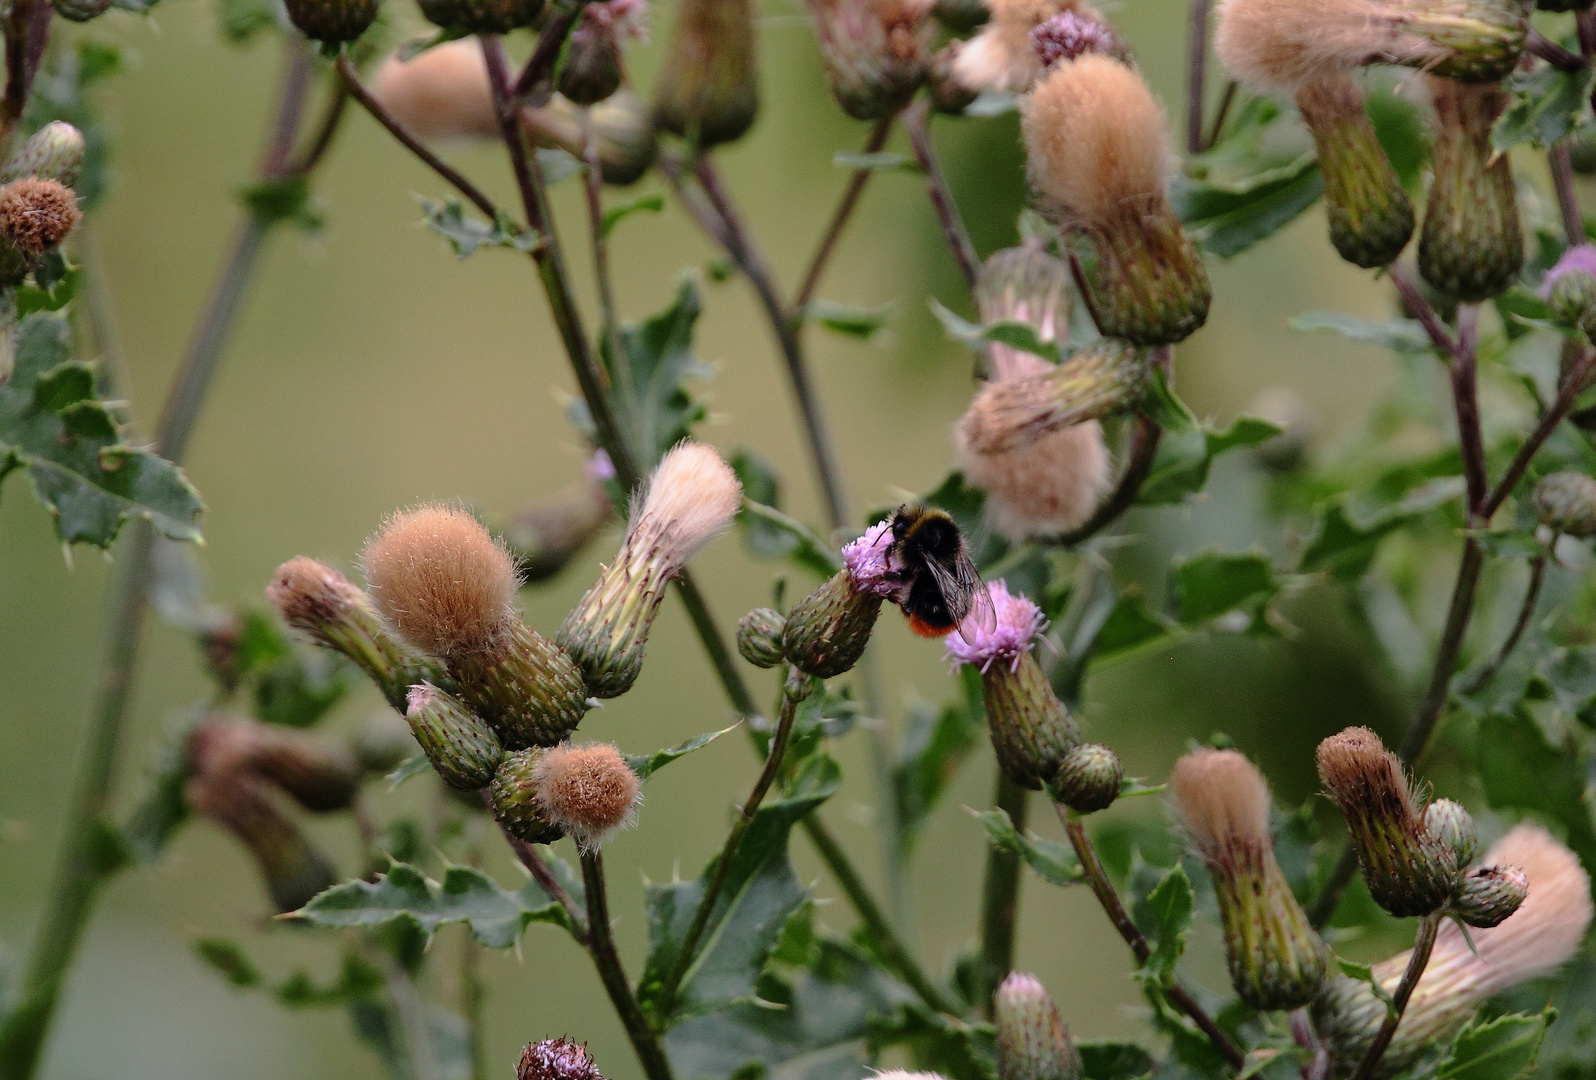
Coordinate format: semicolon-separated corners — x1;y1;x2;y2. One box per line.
944;580;1047;673
842;519;902;598
1031;12;1115;68
1542;243;1596;298
586;448;617;482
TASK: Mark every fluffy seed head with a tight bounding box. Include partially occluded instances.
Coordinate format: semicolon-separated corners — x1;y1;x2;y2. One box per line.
956;408;1111;541
361;504;519;659
267;556;367;635
1169;748;1273;862
1021;55;1168;228
1215;0;1446;91
0;178;79;255
625;441;741;574
519;1037;605;1080
533;742;642;851
1031;10;1116;67
369;42;499;141
952;0;1104;92
945;580;1048;673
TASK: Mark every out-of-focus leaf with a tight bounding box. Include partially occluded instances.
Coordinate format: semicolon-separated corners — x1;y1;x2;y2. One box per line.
1299;478;1463;578
1494;64;1596;153
385;755;431;791
240;175;322;231
1290;311;1432;354
914;470;1009;570
120;710;204;861
928;299;1063;363
785;687;861;765
291;861;584;945
627;724;739;781
1079;1041;1155;1080
1170;551;1279;625
1137;865;1192;986
1088;593;1173;664
418;197;539;257
15;263;79;317
600;192;664;237
0;313;204;547
1478;712;1596;873
606;272;713;468
971;807;1082;887
895;679;984;854
802;299;895;339
1366;79;1431;189
1436;1011;1552;1080
252;647;349;728
1137;416;1281;506
193;938;263;988
730;448;841;579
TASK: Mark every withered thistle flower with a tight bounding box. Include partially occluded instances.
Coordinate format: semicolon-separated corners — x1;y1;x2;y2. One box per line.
1316;727;1459;916
1313;825;1591;1076
1030;10;1119;67
557;442;740;697
503;451;617;584
558;0;648;106
362;505;588;749
806;0;935;119
956;339;1149;455
519;1037;605;1080
1418;77;1522;302
1169;749;1329;1010
782;519;897;678
1532;471;1596;538
1022;56;1210;344
531;742;642;851
3;122;86;188
945;581;1081;792
0;178;80;257
267;556;442;712
954;0;1109;93
405;683;504;790
994;973;1083;1080
653;0;759;148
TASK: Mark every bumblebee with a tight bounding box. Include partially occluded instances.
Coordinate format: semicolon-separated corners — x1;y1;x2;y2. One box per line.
885;505;995;638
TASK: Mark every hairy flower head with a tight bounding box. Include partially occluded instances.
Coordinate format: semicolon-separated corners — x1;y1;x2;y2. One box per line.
532;742;642;851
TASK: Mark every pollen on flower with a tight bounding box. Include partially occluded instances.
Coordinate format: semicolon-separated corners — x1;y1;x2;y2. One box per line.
841;519;900;597
0;178;79;255
267;557;366;634
1168;748;1273;862
369;41;499;141
532;742;642;851
1031;10;1116;67
518;1037;605;1080
944;580;1047;673
360;504;519;660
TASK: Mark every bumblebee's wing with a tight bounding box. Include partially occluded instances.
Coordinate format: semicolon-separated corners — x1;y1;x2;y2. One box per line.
926;546;997;633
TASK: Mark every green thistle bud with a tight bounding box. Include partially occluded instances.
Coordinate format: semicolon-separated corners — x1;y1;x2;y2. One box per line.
419;0;542;36
1532;471;1596;538
1451;864;1528;928
737;607;788;668
1295;75;1414;269
1418;79;1522;302
1170;749;1330;1010
1422;798;1478;873
1083;209;1210;345
268;556;447;713
527;92;659;187
558;3;631;106
490;748;567;844
957;339;1149;456
1052;743;1122;813
782;568;884;678
405;684;504;790
994;973;1082;1080
653;0;760;147
1549;269;1596;341
1317;727;1459;917
283;0;379;43
558;443;740;697
52;0;112;20
1414;0;1529;82
805;0;934;120
928;42;980;115
3;122;87;187
450;622;590;748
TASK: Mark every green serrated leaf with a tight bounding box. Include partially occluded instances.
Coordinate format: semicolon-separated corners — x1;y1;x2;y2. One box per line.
895;693;983;855
15;264;79;316
418;197;540;258
1290;311;1433;354
971;807;1082;887
928;298;1063;363
240;175;321;231
194;937;263;988
626;724;739;781
601;192;665;237
1336;956;1396;1018
1137;415;1280;507
291;860;584;946
0;313;204;546
802;298;895;339
605;272;712;468
1139;865;1192;986
1299;478;1463;578
729;446;842;579
1170;550;1279;625
1088;593;1173;664
1437;1011;1553;1080
1494;64;1596;153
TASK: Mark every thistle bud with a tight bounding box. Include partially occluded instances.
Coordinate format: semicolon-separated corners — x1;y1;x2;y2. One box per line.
268;556;444;712
353;711;416;774
1452;864;1528;928
405;683;504;790
737;607;788;668
1422;798;1478;873
370;43;500;142
928;43;981;114
490;748;566;844
1313;825;1591;1075
1170;749;1329;1010
954;0;1110;93
0;178;80;259
557;442;740;697
1053;742;1121;812
526;92;660;186
782;520;897;678
52;0;112;20
1023;56;1210;344
956;339;1149;455
1030;10;1120;67
946;582;1081;791
1418;78;1521;302
805;0;935;120
248;726;363;812
1532;471;1596;538
1316;727;1459;916
283;0;378;43
361;505;588;748
1293;76;1414;268
419;0;543;37
3;122;86;187
994;973;1083;1080
529;742;641;851
558;0;646;106
1543;244;1596;341
519;1037;605;1080
653;0;759;148
502;455;617;583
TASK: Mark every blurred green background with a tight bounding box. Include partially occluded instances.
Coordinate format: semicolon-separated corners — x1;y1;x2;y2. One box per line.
0;0;1470;1075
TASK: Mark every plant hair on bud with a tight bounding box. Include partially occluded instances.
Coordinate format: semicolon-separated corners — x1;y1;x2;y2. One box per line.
532;742;642;852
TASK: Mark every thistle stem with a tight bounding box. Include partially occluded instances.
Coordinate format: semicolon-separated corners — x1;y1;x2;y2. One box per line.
0;40;326;1080
1484;346;1596;519
1551;142;1586;245
904;100;979;290
1345;914;1441;1080
1059;806;1245;1070
976;771;1028;1014
658;675;805;1008
1528;29;1585;72
1186;0;1210;155
1204;81;1237;150
513;1;584;102
1449;305;1488;517
581;852;677;1080
794;114;896;312
1464;552;1547;695
0;0;41;148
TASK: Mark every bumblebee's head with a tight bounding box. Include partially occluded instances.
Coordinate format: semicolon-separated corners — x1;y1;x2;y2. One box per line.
891;504;915;541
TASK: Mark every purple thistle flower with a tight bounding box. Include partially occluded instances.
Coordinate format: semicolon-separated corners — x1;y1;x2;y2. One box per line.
518;1037;604;1080
1031;12;1116;69
842;519;901;598
944;579;1047;673
1542;243;1596;299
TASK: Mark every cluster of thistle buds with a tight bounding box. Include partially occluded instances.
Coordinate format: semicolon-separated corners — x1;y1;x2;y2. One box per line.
266;441;740;852
0;122;86;385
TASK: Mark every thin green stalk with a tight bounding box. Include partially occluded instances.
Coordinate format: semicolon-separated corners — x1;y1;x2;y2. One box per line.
581;852;676;1080
1463;552;1546;695
1345;915;1441;1080
976;771;1028;1015
0;39;325;1080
